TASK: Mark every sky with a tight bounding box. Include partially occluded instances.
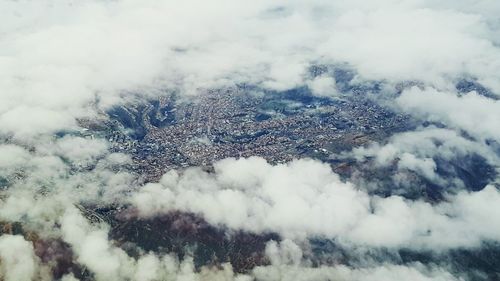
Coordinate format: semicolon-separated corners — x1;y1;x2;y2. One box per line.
0;0;500;280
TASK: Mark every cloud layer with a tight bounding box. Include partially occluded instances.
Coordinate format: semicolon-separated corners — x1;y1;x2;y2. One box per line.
0;0;500;280
1;0;500;137
131;156;500;249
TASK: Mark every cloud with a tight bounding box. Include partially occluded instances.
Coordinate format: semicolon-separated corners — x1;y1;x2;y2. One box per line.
252;263;461;281
58;206;252;281
349;127;499;187
253;239;460;281
0;1;500;280
131;156;500;249
0;144;29;173
319;6;500;90
0;235;38;281
60;207;135;281
0;136;135;234
57;208;470;281
132;157;369;239
1;0;500;138
0;140;488;279
38;136;109;167
307;75;339;97
397;87;500;141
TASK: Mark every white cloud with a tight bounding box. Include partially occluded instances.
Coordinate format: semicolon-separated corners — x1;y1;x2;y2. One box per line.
0;235;38;281
60;208;134;281
254;239;460;281
319;7;500;90
397;87;500;141
0;1;499;279
349;127;499;186
38;136;109;166
131;156;500;249
1;0;500;138
307;75;339;97
0;144;29;171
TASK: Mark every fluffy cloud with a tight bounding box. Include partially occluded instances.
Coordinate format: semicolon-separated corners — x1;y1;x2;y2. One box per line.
0;235;38;281
252;263;461;281
307;75;339;97
0;136;492;279
0;144;31;175
319;7;500;90
57;209;467;281
132;157;369;238
397;87;500;141
253;239;460;281
1;1;499;280
60;208;135;281
349;127;499;186
59;206;253;281
0;136;134;234
38;136;109;166
1;0;500;138
131;156;500;249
